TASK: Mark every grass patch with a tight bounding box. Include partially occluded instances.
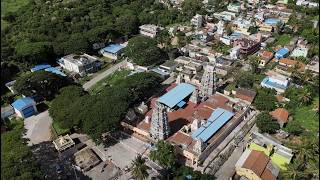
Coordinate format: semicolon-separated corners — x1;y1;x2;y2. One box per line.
290;97;319;135
52;121;70;136
90;69;130;95
274;34;292;46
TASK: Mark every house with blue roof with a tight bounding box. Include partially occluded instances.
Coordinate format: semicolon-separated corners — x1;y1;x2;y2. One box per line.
11;97;38;119
275;48;289;59
99;44;125;60
261;75;290;93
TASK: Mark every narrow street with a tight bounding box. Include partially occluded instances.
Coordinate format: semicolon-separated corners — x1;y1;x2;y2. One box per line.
83;59;127;90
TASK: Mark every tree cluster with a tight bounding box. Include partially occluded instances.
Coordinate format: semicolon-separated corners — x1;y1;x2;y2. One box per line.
2;0;186;69
14;71;70;100
1;119;43;179
253;88;277;111
124;36;167;66
49;72;162;142
256;112;280;134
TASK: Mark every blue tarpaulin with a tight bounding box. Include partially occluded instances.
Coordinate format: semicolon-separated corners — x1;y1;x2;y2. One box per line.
31;64;51;72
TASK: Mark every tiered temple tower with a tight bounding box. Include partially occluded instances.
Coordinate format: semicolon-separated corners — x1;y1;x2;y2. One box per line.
200;64;215;101
149;101;170;141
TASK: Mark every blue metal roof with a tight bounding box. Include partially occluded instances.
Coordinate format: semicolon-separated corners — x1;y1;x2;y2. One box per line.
31;64;51;72
11;97;35;111
264;18;281;25
102;44;124;54
44;67;67;77
158;83;195;108
192;108;234;142
261;77;288;90
276;48;289;56
177;100;186;108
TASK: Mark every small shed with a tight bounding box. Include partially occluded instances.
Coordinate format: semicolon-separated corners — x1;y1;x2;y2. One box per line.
11;97;38;119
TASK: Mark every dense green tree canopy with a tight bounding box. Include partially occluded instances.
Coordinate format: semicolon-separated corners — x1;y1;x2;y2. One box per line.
256;112;280;134
124;36;166;66
1;119;43;179
150;140;177;170
234;71;255;89
49;72;161;142
182;0;205;19
254;88;277;111
2;0;185;69
49;85;87;129
13;71;70;100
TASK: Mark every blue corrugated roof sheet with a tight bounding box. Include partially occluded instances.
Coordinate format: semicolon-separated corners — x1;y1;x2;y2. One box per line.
261;77;288;90
11;97;35;111
158;83;195;108
45;67;67;77
102;44;124;54
177;100;186;108
192;108;234;142
31;64;51;72
276;48;289;56
264;18;281;25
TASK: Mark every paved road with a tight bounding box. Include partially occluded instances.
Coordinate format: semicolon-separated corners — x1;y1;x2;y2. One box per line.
83;60;127;90
24;110;53;146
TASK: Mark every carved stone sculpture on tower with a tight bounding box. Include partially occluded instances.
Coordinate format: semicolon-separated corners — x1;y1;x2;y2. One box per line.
149;101;170;141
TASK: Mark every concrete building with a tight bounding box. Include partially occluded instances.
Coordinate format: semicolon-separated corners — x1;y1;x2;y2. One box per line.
235;149;279;180
233;38;261;55
306;56;319;74
191;14;203;28
227;2;241;13
260;75;290;93
275;48;289;59
58;54;101;76
53;134;75;152
99;44;125;60
11;97;38;119
213;11;237;21
74;148;101;172
290;47;308;58
258;50;274;67
139;24;163;38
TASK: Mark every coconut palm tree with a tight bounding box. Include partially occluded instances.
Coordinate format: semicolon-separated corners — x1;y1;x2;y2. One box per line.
131;154;149;180
299;88;312;106
281;161;308;180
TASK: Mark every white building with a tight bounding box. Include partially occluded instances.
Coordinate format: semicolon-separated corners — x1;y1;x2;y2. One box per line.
58;54;101;76
191;14;203;28
213;11;237;21
230;46;241;60
261;74;290;93
139;24;163;38
227;3;241;13
216;20;225;35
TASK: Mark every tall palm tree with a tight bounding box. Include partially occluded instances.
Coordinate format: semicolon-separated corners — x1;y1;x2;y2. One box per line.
299;88;312;106
131;154;149;180
281;161;308;180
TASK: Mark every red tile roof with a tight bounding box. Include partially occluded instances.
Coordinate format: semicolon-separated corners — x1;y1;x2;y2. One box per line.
235;88;257;103
269;108;289;123
242;150;274;179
